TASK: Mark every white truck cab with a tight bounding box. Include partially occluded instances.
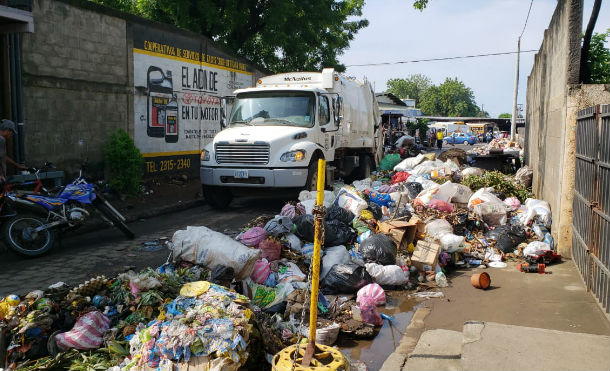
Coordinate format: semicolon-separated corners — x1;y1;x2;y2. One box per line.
200;68;382;208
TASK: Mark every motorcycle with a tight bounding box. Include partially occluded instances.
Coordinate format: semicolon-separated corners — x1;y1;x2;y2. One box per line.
1;170;134;256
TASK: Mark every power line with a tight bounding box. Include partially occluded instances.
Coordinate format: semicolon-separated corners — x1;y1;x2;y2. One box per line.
520;0;534;38
345;50;538;67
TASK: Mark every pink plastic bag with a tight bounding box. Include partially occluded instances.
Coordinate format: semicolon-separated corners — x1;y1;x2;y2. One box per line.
429;199;454;213
359;296;382;326
259;238;281;261
504;197;521;211
356;283;386;306
250;258;271;284
55;311;110;351
240;227;267;247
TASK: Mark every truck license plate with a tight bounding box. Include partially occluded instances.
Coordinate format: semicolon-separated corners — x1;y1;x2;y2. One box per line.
234;170;249;179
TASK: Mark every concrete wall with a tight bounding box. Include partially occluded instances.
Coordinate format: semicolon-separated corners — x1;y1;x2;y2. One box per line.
21;0;130;173
525;0;610;255
19;0;266;176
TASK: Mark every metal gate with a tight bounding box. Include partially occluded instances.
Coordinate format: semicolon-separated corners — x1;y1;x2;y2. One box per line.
572;104;610;315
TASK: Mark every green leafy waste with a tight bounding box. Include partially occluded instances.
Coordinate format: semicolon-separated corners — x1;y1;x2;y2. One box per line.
462;171;531;202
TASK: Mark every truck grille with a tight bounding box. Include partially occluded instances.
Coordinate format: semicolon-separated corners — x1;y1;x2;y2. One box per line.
215;143;270;165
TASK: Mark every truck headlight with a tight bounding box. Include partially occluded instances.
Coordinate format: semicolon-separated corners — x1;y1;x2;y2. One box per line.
201;150;210;161
280;150;306;162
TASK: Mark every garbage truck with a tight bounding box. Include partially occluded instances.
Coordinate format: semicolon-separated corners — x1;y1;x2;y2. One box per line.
200;68;383;208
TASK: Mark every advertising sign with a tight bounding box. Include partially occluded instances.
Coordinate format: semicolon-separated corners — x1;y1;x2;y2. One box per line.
132;24;254;175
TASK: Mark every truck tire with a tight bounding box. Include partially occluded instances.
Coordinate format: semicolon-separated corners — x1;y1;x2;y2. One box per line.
357;154;371;180
305;157;322;191
203;185;233;209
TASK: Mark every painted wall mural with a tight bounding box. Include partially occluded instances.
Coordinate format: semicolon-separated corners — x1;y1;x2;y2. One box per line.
132;24;255;175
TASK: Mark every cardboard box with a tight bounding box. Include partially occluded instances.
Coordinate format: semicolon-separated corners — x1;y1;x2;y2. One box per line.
379;216;425;250
411;237;441;271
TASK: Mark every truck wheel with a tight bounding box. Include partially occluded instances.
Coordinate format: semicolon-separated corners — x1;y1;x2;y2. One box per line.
357;154;371;180
305;158;321;191
203;185;233;209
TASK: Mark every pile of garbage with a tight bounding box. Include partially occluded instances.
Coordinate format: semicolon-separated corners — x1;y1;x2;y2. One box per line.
0;150;558;370
0;262;259;370
468;137;523;157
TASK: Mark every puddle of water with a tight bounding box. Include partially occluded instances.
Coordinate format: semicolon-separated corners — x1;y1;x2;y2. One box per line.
338;293;421;371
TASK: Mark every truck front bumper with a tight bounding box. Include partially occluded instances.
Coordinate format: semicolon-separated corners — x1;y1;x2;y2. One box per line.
200;166;308;188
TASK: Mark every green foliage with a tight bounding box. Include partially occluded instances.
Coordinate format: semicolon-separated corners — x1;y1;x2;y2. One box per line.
586;29;610;84
104;129;144;195
462;171;531;202
498;113;512;118
68;351;114;371
407;118;431;142
419;77;480;117
413;0;429;10
90;0;368;73
386;74;432;105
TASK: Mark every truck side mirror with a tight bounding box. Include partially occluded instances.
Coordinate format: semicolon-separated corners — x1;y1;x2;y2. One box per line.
334;96;343;125
220;98;228;128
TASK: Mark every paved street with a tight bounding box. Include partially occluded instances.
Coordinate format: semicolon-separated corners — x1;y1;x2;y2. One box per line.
0;196;287;296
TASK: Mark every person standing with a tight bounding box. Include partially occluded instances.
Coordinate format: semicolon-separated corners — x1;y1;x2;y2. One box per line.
436;129;444;150
0;119;26;182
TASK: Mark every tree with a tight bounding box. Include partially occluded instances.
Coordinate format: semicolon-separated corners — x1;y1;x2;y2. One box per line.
419;78;480;117
413;0;429;11
386;74;432;106
90;0;368;73
498;113;512;119
586;29;610;83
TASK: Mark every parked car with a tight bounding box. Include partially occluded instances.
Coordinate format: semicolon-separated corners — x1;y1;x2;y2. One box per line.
444;132;478;145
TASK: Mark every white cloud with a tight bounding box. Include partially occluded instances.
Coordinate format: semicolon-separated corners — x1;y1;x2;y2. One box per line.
341;0;610;117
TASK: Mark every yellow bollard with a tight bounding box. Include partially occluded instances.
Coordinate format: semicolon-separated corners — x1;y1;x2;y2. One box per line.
302;158;325;366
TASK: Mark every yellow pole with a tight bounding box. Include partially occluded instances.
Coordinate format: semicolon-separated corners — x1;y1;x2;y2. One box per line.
306;159;325;358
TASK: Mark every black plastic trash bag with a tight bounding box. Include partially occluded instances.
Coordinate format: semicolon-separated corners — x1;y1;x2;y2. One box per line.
294;214;315;242
321;263;373;294
325;205;355;225
367;202;383;220
210;265;235;285
360;233;397;265
295;214;354;246
453;212;469;236
325;219;355;246
393;207;412;220
485;225;526;253
406;182;423;200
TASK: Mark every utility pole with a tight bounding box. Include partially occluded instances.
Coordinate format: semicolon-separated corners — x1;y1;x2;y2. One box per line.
510;37;520;140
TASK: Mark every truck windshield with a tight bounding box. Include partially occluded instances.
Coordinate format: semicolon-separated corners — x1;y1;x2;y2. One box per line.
229;92;315;128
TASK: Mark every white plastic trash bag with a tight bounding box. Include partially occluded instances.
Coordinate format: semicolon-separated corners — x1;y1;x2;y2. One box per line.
450;184;473;204
519;198;552;228
468;187;503;208
299;199;333;214
335;186;369;215
320;245;351;280
394;154;425;171
171;226;261;280
425;219;453;240
352;178;372;192
299;190;336;204
473;201;508;226
461;167;485;177
365;263;409;285
440;233;465;252
523;241;551;256
285;233;303;252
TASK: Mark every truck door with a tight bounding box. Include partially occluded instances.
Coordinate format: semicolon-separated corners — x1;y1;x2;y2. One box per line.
318;95;336;152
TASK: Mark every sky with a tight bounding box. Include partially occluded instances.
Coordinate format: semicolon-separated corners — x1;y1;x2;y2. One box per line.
340;0;610;117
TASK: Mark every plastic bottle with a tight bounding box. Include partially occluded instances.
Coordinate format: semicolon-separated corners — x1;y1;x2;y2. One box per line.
435;272;448;287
